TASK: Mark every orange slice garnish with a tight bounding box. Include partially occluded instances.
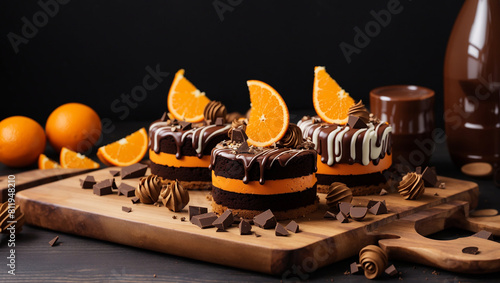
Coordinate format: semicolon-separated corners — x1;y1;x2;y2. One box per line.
38;154;61;169
167;69;211;122
60;147;100;169
246;80;289;147
313;66;355;124
97;128;148;167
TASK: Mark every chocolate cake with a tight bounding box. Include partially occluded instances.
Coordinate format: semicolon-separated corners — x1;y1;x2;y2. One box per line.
149;118;231;190
298;106;392;195
209;127;319;220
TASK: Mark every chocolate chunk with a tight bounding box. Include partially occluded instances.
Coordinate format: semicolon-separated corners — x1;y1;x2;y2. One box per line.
350;262;361;274
117;183;136;197
347;115;368;129
462;246;480;255
385;264;398;276
93;179;115;196
80;175;96;189
416;166;422;174
178;121;192;131
339;202;352;217
231;128;248;143
472;230;494;240
160;112;168;122
49;236;59;247
254;233;261;238
233;215;241;224
253;209;276;229
285;220;299;233
324;211;336;219
275;223;289;236
121;163;148;179
368;201;388;215
439;182;446;189
336;211;349;223
236;141;250;154
350;207;368;221
239;220;252;235
379;188;388;196
131;197;140;204
191;212;218;229
109;170;120;177
122;206;132;213
180;217;186;222
172;215;177;220
215;117;225;126
216;228;226;232
212;209;234;231
422;166;439;187
189;206;208;220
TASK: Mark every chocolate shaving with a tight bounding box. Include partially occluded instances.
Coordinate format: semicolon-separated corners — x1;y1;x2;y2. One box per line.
368;201;388;215
204;101;227;124
385;264;398;276
326;182;353;211
80;175;96;189
348;100;370;124
160;112;168;122
236;141;251;154
191;212;218;229
350;207;368;221
422;166;439;187
117;183;136;197
109;170;120;177
178;121;192;131
462;246;479;255
239;220;252;235
324;211;337;219
230;128;248;143
93;179;115;196
122;206;132;213
49;236;59;247
350;262;361;275
189;206;208;220
278;124;303;149
275;223;289;236
339;202;352;217
285;220;299;233
347;115;368;129
398;172;425;200
253;209;276;229
212;209;234;231
336;211;349;223
121;163;148;179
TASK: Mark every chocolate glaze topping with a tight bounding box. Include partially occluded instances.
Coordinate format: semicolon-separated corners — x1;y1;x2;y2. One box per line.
210;143;317;185
297;116;392;166
149;119;231;159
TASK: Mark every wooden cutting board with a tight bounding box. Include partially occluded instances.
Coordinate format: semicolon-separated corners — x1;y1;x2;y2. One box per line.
15;167;500;275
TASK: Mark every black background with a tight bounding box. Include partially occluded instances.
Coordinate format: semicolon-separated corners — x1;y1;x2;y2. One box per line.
1;0;463;127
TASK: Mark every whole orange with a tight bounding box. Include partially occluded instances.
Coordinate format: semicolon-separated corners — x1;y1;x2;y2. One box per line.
45;103;102;153
0;116;46;167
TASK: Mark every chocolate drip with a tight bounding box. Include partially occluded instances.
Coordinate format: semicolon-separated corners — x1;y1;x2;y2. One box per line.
210;145;317;185
149;120;231;159
298;117;392;166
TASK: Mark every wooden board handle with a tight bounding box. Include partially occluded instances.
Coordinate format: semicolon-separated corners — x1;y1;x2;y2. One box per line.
374;202;500;274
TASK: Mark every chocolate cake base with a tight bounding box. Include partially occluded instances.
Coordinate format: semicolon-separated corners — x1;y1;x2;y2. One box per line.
212;200;319;221
316;171;390;195
150;161;211;190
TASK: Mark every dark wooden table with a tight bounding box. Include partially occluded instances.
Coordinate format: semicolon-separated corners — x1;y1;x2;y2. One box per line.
1;121;500;282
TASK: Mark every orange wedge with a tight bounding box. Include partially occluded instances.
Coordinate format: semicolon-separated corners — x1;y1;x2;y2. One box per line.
97;128;148;167
60;147;100;169
38;154;61;169
313;66;355;124
167;69;211;122
246;80;289;147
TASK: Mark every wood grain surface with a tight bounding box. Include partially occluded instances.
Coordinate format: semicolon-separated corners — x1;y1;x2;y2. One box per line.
0;168;95;202
15;167;481;275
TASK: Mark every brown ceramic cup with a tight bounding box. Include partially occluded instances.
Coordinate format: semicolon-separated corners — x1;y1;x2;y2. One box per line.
370;85;435;168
